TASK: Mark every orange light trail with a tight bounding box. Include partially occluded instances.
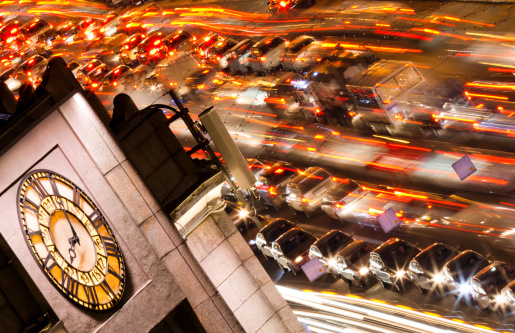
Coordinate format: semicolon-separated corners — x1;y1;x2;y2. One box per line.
465;92;509;100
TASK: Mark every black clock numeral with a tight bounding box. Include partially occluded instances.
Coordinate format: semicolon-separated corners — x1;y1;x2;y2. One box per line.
42;252;56;271
99;280;115;297
83;285;99;304
108;265;122;281
89;211;105;230
62;270;80;298
23;198;39;215
102;236;120;259
27;229;42;237
48;174;61;197
31;178;50;201
72;186;81;207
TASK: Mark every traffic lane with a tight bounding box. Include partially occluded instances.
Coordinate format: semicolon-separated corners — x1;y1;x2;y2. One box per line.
252;206;515;329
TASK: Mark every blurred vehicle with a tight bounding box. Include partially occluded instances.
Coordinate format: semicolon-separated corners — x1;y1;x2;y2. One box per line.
192;34;224;59
248;36;287;73
94;33;128;66
97;12;120;37
119;33;147;64
256;218;295;259
73;18;100;41
100;65;133;90
369;238;421;290
2;65;22;91
259;72;305;114
269;0;314;13
4;55;47;91
336;240;376;287
464;80;515;111
320;179;365;220
19;18;52;47
83;64;111;90
17;55;47;78
407;243;459;295
303;50;377;124
162;29;193;55
272;228;317;274
45;20;78;47
67;61;81;77
281;35;315;70
256;161;299;210
177;66;226;101
308;230;354;276
137;31;167;66
347;59;438;134
0;20;22;46
225;201;270;252
443;250;491;302
219;39;253;73
78;59;106;77
500;280;515;315
471;262;515;311
285;167;335;216
203;38;237;64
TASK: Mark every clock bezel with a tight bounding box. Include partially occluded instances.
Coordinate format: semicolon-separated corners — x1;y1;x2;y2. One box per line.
17;169;126;312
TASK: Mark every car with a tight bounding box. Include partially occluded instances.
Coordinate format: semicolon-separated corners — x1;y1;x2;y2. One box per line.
285;167;336;216
178;66;226;101
18;18;52;47
281;35;316;70
256;161;299;210
335;241;376;287
225;201;270;252
320;179;365;220
256;218;295;259
443;249;491;302
259;72;305;114
218;38;253;73
137;31;167;66
95;33;129;67
73;18;100;41
162;29;193;55
83;64;111;89
100;65;133;90
471;262;515;311
97;12;121;37
407;243;459;295
308;230;354;276
0;20;22;45
203;38;238;64
248;36;288;73
499;280;515;315
271;228;317;274
119;33;147;64
369;238;421;290
192;34;224;59
45;20;78;47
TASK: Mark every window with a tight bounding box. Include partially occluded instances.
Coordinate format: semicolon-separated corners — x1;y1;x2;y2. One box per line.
348;244;375;266
317;233;352;257
376;78;401;103
150;299;206;333
394;66;421;91
350;88;380;108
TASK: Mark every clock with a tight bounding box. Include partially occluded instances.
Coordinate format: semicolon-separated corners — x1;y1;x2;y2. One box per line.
17;170;126;311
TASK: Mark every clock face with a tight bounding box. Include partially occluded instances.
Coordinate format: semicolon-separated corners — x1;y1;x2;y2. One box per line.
17;170;125;311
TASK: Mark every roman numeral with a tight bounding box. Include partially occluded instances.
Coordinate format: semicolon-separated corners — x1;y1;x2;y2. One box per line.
102;236;120;259
27;229;42;237
108;265;122;281
89;211;104;230
62;270;79;297
42;252;56;271
83;285;99;304
48;175;60;197
31;178;50;201
99;280;115;297
23;198;39;214
72;186;81;207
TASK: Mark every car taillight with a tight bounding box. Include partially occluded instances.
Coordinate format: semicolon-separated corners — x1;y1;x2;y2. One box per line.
335;203;343;209
269;186;277;196
260;56;266;62
113;82;118;86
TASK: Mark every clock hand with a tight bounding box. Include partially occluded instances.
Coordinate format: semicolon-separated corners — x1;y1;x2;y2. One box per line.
54;196;81;246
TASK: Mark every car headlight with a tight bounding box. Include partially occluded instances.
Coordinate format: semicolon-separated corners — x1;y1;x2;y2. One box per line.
295;256;303;263
239;209;249;219
495;294;507;304
433;274;444;284
395;270;406;278
459;283;471;294
249;239;256;246
359;267;369;276
328;259;336;267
